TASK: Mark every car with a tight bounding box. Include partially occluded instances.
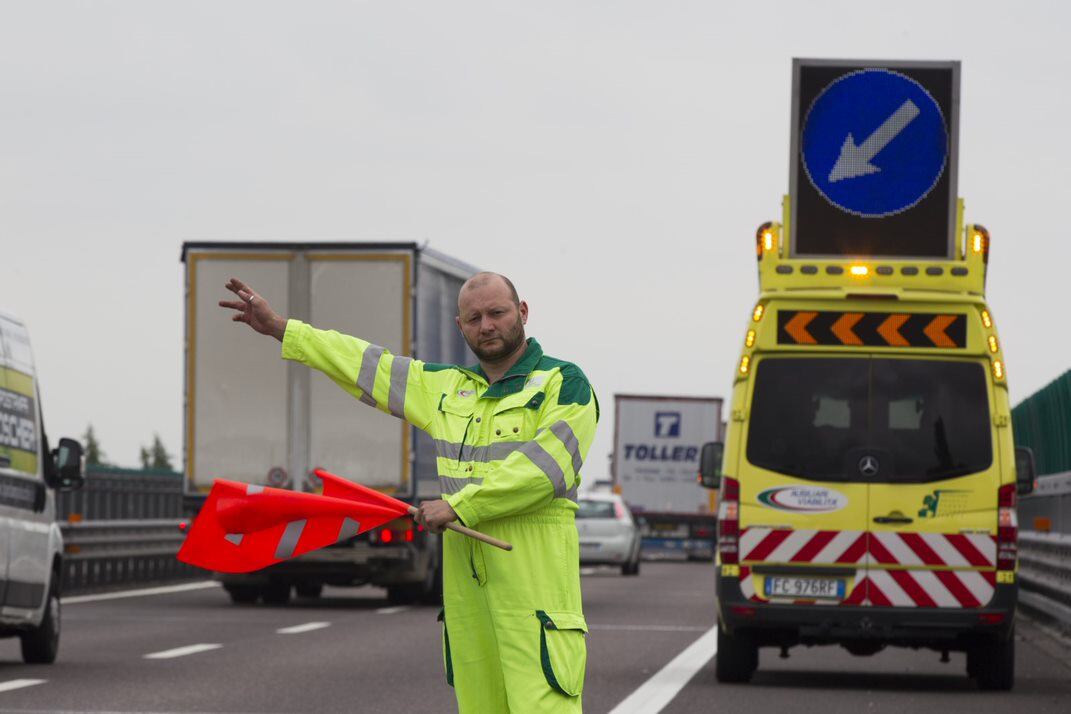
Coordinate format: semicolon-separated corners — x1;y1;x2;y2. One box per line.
576;493;641;575
0;310;85;663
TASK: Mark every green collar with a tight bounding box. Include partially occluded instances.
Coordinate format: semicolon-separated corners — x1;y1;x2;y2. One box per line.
467;338;543;398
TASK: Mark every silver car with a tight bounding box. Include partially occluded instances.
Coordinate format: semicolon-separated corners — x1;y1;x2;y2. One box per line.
576;493;641;575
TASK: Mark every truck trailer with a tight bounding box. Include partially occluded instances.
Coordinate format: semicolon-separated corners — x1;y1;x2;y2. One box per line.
181;242;476;605
611;394;722;560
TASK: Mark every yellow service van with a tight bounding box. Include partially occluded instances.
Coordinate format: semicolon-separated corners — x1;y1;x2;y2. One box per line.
0;310;84;663
700;206;1035;691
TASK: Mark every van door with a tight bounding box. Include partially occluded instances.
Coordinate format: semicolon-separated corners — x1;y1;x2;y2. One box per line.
739;357;870;607
0;316;50;614
864;359;998;608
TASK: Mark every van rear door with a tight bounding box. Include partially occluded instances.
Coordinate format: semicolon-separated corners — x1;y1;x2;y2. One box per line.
740;357;871;607
864;359;998;608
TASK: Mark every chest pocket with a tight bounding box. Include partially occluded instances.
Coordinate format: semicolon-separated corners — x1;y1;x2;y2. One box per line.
438;393;475;443
490;390;545;442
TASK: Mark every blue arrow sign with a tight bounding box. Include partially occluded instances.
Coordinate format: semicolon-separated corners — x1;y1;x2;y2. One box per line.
801;69;948;218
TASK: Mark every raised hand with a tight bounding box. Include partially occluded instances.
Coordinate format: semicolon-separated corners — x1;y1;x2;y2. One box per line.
219;278;288;341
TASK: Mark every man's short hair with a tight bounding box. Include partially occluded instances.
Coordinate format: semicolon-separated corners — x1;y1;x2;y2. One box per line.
460;272;520;307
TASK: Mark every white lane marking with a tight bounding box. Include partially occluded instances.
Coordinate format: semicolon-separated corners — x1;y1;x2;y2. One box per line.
580;567;598;575
144;643;222;659
376;606;409;615
0;679;46;694
64;581;219;604
277;621;331;634
608;624;718;714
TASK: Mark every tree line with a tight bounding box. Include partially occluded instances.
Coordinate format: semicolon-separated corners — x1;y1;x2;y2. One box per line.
81;425;174;471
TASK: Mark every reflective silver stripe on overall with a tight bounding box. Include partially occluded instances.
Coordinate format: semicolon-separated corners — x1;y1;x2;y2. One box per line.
357;344;385;407
439;476;484;495
433;440;525;463
435;439;580;501
549;420;584;477
519;441;568;499
388;356;411;418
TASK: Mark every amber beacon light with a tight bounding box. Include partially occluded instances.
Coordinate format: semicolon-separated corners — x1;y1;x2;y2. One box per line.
756;222;775;260
970;224;990;263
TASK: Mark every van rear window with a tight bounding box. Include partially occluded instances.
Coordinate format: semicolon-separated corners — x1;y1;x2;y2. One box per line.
746;358;992;483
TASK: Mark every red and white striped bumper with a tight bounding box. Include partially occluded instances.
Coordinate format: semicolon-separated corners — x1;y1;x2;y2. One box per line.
737;528;999;609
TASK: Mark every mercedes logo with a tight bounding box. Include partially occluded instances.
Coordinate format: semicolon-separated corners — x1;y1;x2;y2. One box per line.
858;455;880;477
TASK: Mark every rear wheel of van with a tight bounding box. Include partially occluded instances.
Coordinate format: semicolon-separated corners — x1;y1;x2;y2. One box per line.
21;577;60;664
969;631;1015;691
715;623;757;683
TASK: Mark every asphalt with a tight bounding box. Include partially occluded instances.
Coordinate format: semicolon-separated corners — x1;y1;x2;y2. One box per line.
0;562;1064;713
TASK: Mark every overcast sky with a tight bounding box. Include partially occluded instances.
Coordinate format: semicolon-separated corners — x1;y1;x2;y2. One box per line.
3;1;1069;481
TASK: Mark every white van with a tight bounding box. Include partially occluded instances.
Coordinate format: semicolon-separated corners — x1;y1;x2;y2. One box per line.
0;310;84;663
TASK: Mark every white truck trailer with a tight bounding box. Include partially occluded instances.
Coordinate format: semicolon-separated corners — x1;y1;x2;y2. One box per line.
611;394;723;560
181;242;476;605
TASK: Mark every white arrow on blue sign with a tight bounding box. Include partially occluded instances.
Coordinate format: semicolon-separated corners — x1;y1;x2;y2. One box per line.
801;69;948;218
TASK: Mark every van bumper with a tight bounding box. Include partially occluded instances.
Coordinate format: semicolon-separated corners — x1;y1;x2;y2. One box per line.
717;573;1016;648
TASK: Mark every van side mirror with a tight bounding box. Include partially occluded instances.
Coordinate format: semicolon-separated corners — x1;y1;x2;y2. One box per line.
698;442;723;489
1014;446;1036;497
47;437;85;491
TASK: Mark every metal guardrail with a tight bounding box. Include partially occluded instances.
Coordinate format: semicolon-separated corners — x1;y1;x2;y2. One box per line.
1018;471;1071;535
1017;531;1071;632
59;519;201;595
57;467;184;521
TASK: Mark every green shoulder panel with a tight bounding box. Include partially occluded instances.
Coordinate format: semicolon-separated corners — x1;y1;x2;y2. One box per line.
538;355;599;420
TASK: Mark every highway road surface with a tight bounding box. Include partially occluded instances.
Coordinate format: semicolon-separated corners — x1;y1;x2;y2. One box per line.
0;562;1067;713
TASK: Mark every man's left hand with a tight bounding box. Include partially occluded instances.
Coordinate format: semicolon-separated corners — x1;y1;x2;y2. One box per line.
417;500;458;534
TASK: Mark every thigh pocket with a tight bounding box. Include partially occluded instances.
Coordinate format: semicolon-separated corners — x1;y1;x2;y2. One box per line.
536;610;588;697
438;609;454;688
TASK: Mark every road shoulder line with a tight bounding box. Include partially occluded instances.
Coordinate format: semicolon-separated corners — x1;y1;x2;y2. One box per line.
607;624;718;714
63;581;219;605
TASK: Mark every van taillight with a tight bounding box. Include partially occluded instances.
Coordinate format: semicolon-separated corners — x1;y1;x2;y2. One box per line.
996;483;1018;571
718;477;740;565
614;501;627;520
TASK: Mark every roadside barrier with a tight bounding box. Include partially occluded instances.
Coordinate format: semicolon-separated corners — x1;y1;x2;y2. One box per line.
1017;530;1071;632
57;466;184;521
1018;471;1071;536
1016;472;1071;631
60;519;199;595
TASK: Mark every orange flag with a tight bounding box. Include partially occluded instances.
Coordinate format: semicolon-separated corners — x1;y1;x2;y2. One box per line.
177;470;410;573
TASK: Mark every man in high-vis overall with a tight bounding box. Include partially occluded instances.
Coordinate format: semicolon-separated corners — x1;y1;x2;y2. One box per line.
220;272;597;713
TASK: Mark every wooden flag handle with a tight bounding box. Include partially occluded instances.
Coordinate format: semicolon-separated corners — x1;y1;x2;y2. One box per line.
407;506;513;551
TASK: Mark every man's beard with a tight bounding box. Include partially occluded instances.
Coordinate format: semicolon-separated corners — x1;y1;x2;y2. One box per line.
468;319;526;362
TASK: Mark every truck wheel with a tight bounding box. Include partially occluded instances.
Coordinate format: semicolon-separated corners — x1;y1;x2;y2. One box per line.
295;583;323;599
970;631;1015;691
715;623;757;683
21;577;60;664
225;585;261;605
262;583;292;606
622;558;640;576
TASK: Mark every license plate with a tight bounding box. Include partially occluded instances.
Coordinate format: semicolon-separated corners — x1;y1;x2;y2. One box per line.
764;576;846;600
